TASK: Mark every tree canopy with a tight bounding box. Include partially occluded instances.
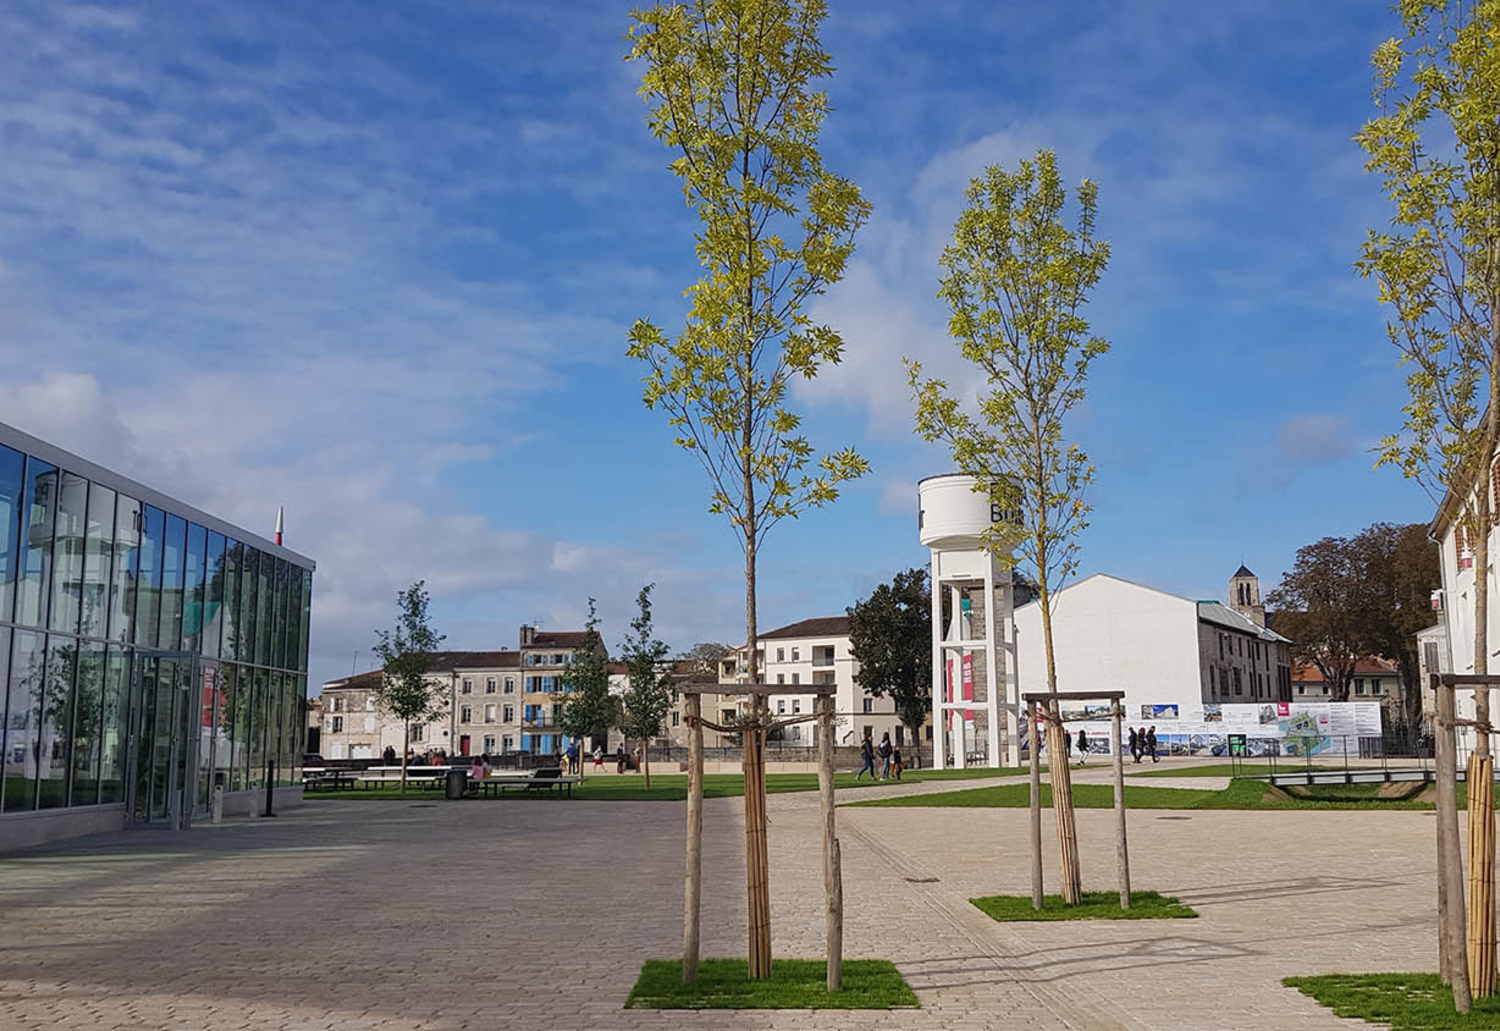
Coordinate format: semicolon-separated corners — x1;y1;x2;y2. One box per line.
372;581;446;786
847;568;932;757
618;584;675;788
554;599;616;751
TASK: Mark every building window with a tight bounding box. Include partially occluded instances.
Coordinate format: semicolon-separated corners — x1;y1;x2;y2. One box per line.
926;726;932;740
483;735;496;752
722;709;734;723
862;698;873;714
331;716;343;733
332;696;344;712
1297;685;1304;695
364;716;375;733
1209;666;1216;691
503;705;514;722
411;725;424;742
777;699;786;713
504;677;515;693
461;678;472;694
1372;681;1383;695
777;647;784;662
1233;668;1242;695
777;673;785;684
672;711;680;727
1355;680;1365;695
486;678;496;694
791;647;800;661
460;705;472;723
793;700;801;714
791;672;800;685
502;735;513;752
485;704;497;723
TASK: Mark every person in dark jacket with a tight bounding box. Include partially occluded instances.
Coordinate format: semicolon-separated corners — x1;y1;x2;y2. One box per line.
856;733;877;780
1127;726;1139;763
1075;728;1089;766
1146;725;1159;763
890;743;904;780
877;732;894;780
383;745;397;765
1063;729;1073;763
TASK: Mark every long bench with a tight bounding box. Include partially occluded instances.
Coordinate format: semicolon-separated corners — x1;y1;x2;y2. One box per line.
473;767;579;798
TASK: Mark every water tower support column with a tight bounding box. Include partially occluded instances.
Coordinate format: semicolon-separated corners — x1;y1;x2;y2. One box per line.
930;547;946;771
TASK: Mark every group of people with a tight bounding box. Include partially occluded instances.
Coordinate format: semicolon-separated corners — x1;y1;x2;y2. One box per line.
1127;725;1159;764
383;745;450;767
856;731;904;781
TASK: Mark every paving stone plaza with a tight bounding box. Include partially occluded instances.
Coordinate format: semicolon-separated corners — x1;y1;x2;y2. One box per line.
0;771;1439;1030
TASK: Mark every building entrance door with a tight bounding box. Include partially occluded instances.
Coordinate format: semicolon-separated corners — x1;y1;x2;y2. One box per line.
125;652;217;829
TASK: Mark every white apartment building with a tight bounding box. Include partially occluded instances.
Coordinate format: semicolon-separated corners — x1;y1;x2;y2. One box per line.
1432;472;1500;747
721;617;913;750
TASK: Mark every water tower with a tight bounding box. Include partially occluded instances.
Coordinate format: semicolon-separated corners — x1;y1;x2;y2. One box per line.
918;474;1018;768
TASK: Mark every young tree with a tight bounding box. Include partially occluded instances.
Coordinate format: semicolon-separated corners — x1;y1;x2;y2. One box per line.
618;584;675;789
372;581;446;791
626;0;872;692
1266;539;1365;702
678;641;731;678
627;0;870;978
554;599;615;773
909;149;1110;697
847;568;931;765
909;149;1109;907
1349;522;1442;735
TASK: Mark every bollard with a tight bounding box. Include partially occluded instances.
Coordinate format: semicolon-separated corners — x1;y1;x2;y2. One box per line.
212;785;224;824
263;760;278;818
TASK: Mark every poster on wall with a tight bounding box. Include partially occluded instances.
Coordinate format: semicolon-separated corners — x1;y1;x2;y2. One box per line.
1039;701;1383;757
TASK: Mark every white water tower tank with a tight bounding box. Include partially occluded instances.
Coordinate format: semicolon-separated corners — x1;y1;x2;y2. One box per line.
918;473;1008;550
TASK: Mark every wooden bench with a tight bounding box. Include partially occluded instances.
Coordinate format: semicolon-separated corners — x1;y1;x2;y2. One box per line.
474;767;579;798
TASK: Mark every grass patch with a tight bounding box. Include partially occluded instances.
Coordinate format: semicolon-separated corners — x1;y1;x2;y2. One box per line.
625;958;917;1010
1284;972;1500;1028
1130;762;1252;778
848;777;1497;811
305;766;1027;803
972;890;1197;922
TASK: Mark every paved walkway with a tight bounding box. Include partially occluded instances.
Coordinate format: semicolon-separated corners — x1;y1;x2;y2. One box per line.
0;776;1442;1030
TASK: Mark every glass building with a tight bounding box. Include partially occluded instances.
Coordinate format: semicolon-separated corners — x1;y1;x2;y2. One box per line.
0;420;314;846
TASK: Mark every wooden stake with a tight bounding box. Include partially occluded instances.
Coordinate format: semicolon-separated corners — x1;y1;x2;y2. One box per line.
1112;699;1131;910
1437;684;1472;1012
817;696;842;991
1469;751;1496;997
683;694;703;984
1028;700;1043;910
1045;703;1081;904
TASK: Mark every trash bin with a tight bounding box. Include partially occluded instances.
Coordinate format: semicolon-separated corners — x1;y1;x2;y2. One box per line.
445;768;468;799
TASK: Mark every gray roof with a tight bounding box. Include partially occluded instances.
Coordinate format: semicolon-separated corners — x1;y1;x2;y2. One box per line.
1197;601;1290;643
1232;564;1255;578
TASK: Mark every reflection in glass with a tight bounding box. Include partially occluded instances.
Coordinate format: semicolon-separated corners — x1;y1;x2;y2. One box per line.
183;523;206;654
256;551;272;665
0;444;24;623
80;483;116;638
98;647;129;803
134;506;163;648
16;457;58;627
247;668;266;789
159;513;186;651
71;643;106;807
37;635;77;810
49;472;88;634
148;658;175;820
300;568;312;672
197;663;219;809
202;531;225;660
270;559;287;670
2;630;45;812
238;547;257;666
292;675;306;781
221;541;241;661
108;495;140;643
223;664;241;792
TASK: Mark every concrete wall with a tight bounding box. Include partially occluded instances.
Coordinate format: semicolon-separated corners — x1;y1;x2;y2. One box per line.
0;786;305;852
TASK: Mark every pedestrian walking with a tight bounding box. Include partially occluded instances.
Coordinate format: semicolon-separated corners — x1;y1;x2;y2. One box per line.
383;744;397;765
878;732;893;780
615;746;627;775
1127;725;1139;763
1146;725;1159;763
1063;729;1073;764
856;733;877;780
890;743;904;780
592;745;604;770
1075;728;1089;766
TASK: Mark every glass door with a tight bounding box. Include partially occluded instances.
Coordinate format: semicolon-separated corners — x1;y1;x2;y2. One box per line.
124;651;202;828
194;660;221;817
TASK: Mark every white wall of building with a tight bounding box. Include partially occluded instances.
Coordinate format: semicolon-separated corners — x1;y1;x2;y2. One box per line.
1013;574;1206;716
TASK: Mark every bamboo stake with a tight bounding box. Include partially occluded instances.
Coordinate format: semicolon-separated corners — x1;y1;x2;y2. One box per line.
817;696;842;991
1028;700;1043;910
744;700;772;978
1437;685;1473;1012
1469;751;1496;997
1112;699;1131;910
683;694;703;984
1437;679;1452;986
1045;702;1081;904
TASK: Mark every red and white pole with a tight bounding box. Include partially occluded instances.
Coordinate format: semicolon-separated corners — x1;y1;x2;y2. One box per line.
274;505;284;546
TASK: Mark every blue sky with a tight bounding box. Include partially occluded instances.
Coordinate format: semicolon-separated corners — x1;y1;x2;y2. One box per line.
0;1;1435;690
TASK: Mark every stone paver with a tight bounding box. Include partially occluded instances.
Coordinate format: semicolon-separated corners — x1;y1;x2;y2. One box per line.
0;777;1443;1029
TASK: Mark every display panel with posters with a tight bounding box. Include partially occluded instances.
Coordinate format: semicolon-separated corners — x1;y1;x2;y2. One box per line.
1041;702;1384;757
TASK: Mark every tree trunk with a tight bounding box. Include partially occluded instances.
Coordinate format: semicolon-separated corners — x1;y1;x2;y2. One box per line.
401;721;409;792
683;694;703;984
643;739;651;790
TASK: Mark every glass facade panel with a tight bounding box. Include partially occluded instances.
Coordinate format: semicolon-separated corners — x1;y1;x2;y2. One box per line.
201;531;224;659
256;551;272;665
271;559;287;670
80;483;115;638
246;667;265;790
49;472;88;634
0;445;23;623
225;664;243;792
221;540;241;661
2;630;44;812
300;569;311;671
108;495;140;643
183;523;206;654
134;506;163;648
37;634;77;809
159;513;186;651
69;642;105;807
238;547;257;667
98;646;129;803
17;457;58;627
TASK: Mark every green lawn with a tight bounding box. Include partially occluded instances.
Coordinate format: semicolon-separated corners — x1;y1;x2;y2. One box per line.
1130;762;1257;778
972;890;1197;922
304;766;1028;803
625;958;917;1010
1284;973;1500;1029
849;778;1500;811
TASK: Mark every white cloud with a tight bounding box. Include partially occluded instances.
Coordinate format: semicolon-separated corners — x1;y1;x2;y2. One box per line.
1277;413;1356;465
